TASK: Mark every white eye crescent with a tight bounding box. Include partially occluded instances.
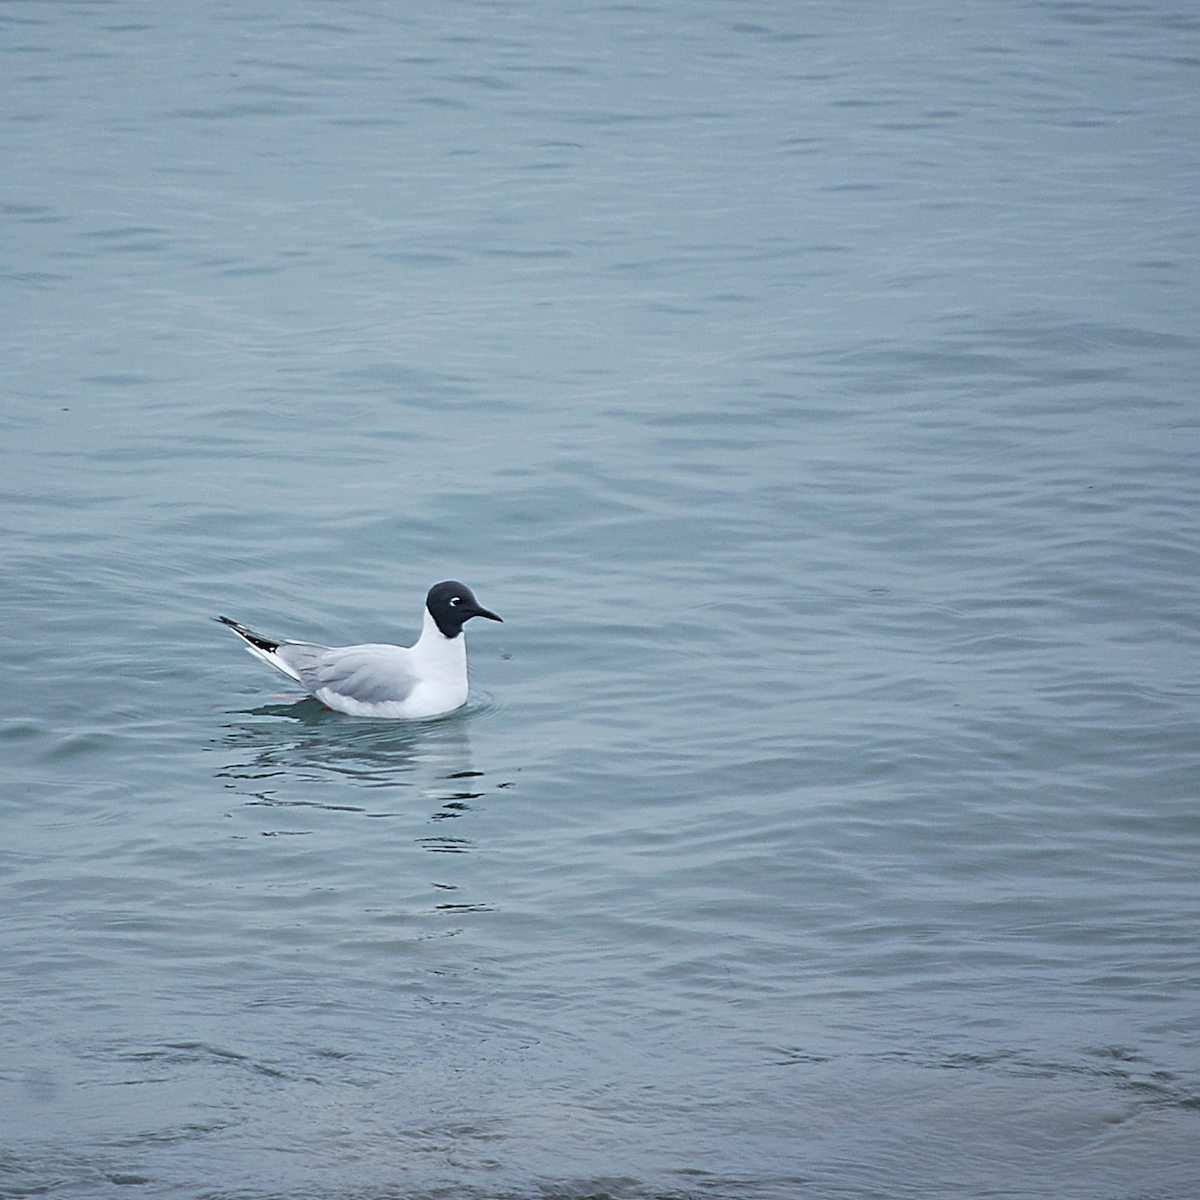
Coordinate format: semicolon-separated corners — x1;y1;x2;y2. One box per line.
449;596;461;606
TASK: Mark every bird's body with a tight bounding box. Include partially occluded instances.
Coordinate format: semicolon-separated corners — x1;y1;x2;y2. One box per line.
217;581;501;719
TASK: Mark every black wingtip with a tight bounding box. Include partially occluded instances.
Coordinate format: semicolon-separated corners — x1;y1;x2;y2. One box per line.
215;616;281;653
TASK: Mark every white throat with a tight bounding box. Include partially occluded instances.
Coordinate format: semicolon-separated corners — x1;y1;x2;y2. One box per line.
410;607;468;689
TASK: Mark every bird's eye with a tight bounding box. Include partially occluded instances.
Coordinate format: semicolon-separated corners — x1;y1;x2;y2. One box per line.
449;596;461;606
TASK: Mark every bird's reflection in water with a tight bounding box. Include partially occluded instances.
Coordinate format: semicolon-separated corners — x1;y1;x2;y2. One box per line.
215;698;485;831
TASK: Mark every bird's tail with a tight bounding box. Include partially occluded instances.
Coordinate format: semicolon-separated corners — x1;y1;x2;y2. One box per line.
215;615;309;687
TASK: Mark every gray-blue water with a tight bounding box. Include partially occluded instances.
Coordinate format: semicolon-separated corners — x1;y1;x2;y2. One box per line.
3;2;1198;1197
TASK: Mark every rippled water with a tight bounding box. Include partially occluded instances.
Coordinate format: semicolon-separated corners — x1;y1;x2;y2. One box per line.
3;2;1199;1197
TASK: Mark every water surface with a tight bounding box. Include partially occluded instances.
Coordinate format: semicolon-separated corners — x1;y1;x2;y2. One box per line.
2;2;1199;1197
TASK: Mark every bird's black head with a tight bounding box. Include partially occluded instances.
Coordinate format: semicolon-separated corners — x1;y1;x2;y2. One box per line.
425;580;503;639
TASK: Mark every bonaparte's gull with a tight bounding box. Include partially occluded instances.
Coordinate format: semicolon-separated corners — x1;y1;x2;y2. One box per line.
216;580;501;718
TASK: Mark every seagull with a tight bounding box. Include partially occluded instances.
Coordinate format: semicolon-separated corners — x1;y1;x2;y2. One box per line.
216;580;502;718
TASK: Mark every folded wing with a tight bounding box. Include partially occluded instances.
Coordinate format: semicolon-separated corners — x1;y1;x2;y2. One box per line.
277;643;419;706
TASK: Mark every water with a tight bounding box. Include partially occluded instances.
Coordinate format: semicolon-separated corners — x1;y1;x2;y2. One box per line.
2;1;1199;1197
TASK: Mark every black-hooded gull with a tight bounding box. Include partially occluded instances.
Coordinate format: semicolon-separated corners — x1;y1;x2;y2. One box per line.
216;581;501;718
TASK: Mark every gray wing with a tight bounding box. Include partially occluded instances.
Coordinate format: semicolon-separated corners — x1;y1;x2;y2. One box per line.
275;642;419;705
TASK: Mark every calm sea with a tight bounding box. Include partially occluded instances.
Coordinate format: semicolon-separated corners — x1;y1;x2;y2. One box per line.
2;2;1198;1197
